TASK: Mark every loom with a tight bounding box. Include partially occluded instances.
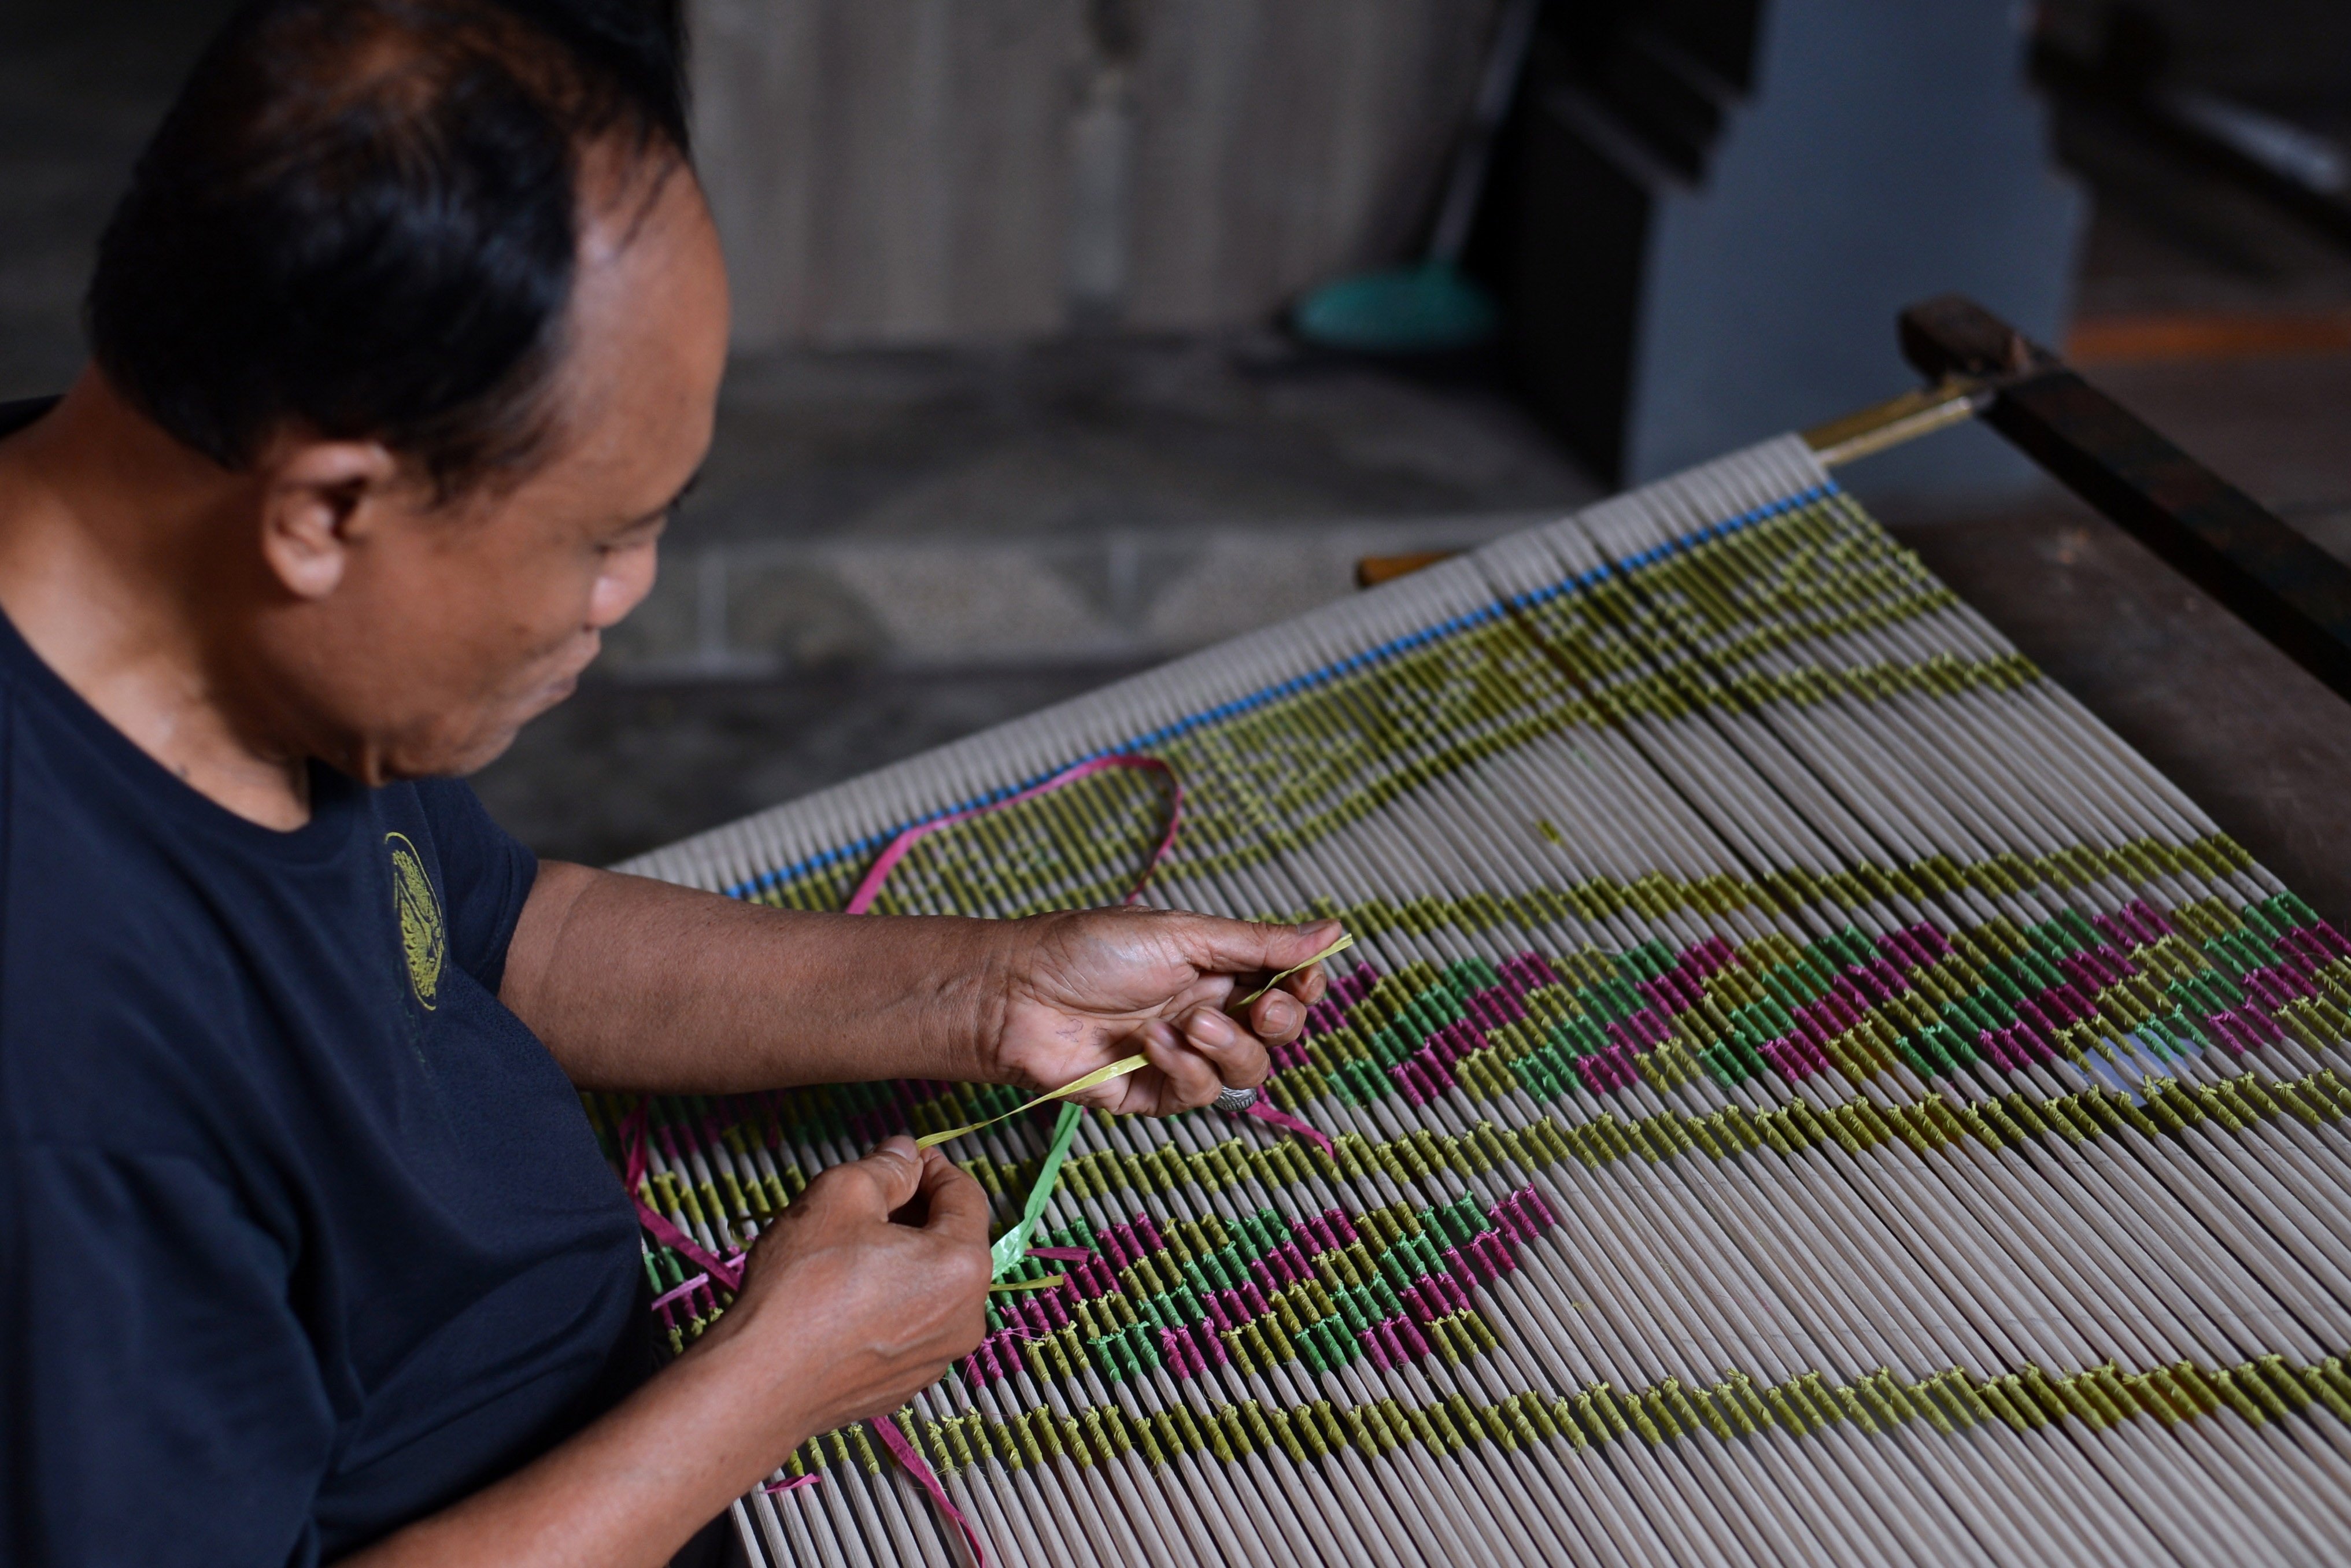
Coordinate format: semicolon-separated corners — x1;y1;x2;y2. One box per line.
593;298;2351;1566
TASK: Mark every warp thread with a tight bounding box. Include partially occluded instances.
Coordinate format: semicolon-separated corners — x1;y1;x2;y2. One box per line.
646;751;1343;1566
843;753;1182;916
620;1102;746;1294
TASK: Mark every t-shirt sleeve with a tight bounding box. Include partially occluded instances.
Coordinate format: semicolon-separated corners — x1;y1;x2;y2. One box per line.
412;780;538;993
1;1144;336;1567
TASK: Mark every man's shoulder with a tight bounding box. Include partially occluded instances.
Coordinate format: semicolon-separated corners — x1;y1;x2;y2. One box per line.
0;858;261;1158
379;776;539;989
0;682;285;1152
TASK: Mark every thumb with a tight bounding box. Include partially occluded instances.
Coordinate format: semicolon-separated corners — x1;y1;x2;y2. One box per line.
915;1149;992;1249
1181;916;1346;977
849;1134;927;1215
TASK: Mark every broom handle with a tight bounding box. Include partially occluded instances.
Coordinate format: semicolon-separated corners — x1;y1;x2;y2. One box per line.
1429;0;1542;266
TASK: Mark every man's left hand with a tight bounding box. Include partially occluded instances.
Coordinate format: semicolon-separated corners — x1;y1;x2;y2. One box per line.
981;911;1344;1116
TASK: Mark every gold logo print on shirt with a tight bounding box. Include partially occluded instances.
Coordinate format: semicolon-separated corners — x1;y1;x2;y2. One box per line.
385;833;447;1011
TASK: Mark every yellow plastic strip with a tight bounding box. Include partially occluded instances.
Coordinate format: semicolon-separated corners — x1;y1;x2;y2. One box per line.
988;1275;1066;1293
914;1054;1148;1149
1235;933;1355;1007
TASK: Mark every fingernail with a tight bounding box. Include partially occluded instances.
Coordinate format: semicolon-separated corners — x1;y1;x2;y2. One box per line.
1190;1008;1236;1046
1264;994;1299;1030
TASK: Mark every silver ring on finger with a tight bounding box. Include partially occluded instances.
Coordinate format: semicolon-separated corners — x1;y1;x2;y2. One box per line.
1213;1085;1259;1114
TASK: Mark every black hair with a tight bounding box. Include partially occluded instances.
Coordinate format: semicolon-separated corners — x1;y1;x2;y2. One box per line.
85;0;690;498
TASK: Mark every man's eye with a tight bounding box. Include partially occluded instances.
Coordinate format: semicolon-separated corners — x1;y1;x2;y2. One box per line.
599;530;659;557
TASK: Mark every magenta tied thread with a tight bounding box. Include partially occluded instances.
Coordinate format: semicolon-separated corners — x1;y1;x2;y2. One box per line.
825;751;1342;1564
620;1103;746;1294
875;1416;991;1566
1237;1095;1336;1157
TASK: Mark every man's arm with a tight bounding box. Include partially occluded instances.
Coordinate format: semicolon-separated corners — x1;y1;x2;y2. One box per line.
501;861;1341;1110
500;861;999;1091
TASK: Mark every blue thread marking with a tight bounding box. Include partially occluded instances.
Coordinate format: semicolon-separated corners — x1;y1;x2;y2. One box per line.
725;479;1842;897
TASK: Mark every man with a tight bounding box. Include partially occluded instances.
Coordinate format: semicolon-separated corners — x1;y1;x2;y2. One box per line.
0;3;1339;1563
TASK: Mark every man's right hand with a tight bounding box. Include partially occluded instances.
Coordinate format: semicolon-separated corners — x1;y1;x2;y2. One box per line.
696;1134;992;1450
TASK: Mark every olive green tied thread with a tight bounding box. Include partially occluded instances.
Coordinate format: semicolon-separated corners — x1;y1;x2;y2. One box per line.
910;1355;2351;1480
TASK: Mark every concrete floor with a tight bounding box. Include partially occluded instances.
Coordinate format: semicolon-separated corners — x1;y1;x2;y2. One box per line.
471;660;1150;872
607;336;1592;676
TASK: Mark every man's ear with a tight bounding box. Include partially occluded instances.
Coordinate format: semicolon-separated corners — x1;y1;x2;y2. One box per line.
257;439;402;601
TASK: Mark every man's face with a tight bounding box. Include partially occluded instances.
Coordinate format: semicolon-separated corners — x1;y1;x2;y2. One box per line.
255;149;729;783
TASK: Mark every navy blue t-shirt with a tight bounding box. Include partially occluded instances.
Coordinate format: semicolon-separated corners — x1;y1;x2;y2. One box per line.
0;576;646;1552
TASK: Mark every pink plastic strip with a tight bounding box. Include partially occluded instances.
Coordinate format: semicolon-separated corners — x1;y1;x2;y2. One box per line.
1025;1246;1093;1262
875;1416;989;1566
762;1473;821;1496
1236;1096;1336;1157
845;755;1182;915
620;1103;746;1293
649;1273;711;1314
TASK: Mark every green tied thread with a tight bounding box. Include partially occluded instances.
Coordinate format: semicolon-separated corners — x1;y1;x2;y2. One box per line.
991;1102;1086;1281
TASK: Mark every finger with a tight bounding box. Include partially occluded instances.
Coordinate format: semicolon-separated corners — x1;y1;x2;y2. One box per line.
1070;1079;1140;1114
1247;986;1305;1046
1178;1003;1269;1090
921;1221;995;1330
1101;1019;1186;1114
1175;915;1347;981
1141;1016;1224;1112
1089;1060;1173;1117
914;1148;993;1251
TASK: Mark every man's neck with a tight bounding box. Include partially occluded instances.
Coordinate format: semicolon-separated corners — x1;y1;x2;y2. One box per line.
0;371;314;830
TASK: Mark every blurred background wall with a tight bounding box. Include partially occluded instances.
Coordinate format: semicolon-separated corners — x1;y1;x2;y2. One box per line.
694;0;1502;348
685;0;2086;492
1492;0;2082;491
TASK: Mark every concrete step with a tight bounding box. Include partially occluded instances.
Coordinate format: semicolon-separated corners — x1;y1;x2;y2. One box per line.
604;510;1558;676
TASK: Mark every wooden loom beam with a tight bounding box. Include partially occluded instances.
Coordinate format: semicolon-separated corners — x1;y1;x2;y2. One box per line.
1899;291;2351;705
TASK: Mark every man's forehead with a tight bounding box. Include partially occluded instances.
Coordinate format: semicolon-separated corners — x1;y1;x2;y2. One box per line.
545;163;724;464
576;143;694;268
